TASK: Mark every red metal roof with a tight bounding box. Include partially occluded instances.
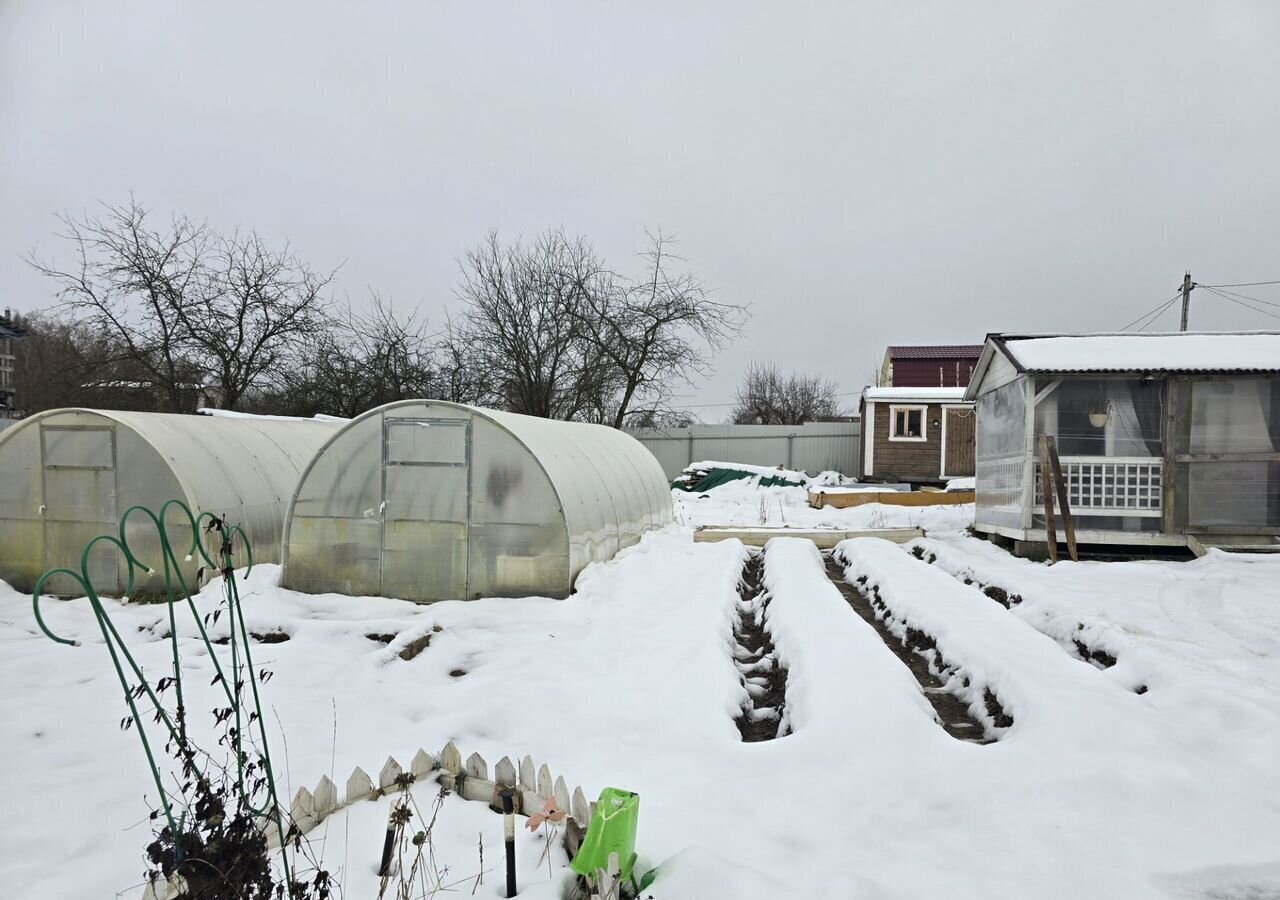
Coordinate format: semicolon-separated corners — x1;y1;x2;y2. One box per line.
886;345;983;360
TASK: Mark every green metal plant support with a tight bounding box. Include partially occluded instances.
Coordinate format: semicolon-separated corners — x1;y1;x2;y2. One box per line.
30;499;296;892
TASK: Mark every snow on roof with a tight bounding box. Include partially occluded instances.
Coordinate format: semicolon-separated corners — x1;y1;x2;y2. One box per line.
886;345;984;359
197;408;348;423
999;331;1280;373
863;386;970;402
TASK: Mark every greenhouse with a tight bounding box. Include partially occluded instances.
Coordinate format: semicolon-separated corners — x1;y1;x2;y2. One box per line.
0;409;341;595
282;400;673;602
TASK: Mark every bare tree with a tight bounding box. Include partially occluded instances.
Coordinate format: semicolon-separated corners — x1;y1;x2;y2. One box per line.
435;315;498;406
27;202;209;411
446;229;618;420
571;231;745;428
730;361;843;424
182;231;334;409
446;228;744;425
13;311;206;413
27;199;334;411
270;295;438;418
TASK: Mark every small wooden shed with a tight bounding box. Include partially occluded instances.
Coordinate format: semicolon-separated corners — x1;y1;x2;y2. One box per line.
965;332;1280;553
859;387;975;485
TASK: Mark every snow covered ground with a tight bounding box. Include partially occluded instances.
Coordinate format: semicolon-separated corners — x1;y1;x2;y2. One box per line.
4;479;1280;899
674;478;974;532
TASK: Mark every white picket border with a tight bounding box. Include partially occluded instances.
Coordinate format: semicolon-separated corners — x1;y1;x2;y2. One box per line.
142;742;598;900
305;742;595;833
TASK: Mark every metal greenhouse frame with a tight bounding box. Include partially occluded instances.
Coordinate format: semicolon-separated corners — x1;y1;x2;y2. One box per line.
281;400;673;602
0;409;341;595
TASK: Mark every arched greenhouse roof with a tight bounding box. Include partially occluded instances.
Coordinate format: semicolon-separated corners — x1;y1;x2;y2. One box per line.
282;400;672;602
0;408;341;595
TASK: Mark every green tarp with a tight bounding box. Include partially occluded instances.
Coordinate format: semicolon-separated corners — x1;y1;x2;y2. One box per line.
672;467;806;492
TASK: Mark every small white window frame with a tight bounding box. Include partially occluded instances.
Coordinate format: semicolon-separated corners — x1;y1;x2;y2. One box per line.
889;405;928;442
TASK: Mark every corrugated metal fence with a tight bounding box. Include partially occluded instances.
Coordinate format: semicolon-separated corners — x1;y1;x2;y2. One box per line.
626;422;861;480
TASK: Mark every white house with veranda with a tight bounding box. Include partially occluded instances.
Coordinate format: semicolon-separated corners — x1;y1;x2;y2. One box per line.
965;331;1280;555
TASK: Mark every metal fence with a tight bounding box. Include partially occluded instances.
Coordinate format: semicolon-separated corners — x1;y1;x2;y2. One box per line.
626;422;861;480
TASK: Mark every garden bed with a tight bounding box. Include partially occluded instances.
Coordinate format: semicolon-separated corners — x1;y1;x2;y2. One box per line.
822;555;994;743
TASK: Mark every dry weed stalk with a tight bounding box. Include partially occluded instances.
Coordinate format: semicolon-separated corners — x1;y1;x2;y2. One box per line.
376;781;489;900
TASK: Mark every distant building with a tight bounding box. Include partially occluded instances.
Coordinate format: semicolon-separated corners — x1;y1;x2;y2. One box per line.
0;309;27;419
880;344;983;388
859;386;974;485
861;343;980;485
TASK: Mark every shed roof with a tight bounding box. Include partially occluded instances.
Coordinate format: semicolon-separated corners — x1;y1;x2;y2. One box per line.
886;344;984;360
1001;331;1280;372
863;386;969;402
966;331;1280;399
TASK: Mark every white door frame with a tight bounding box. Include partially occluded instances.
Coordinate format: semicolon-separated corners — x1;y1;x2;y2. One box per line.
863;401;875;477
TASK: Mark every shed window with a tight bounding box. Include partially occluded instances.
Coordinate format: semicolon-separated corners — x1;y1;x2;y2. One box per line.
890;406;926;441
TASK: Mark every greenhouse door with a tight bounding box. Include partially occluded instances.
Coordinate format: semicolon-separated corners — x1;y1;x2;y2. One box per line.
381;418;471;601
39;425;119;593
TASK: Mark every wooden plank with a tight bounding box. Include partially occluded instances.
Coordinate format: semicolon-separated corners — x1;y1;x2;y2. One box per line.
313;776;338;818
1174;452;1280;463
1038;435;1059;563
565;818;586;861
808;489;975;510
1022;527;1188;547
1188;533;1280;551
1044;436;1078;562
693;526;924;549
345;766;374;804
1163;377;1181;536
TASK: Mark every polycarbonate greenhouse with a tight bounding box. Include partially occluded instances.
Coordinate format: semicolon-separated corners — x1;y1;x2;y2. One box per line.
0;409;341;595
282;400;673;602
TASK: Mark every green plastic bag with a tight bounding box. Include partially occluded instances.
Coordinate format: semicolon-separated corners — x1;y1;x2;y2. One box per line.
571;787;640;883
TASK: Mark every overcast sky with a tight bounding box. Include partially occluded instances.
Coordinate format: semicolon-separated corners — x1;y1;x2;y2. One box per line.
3;1;1278;419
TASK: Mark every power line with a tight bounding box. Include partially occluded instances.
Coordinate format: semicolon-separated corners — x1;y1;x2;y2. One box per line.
1120;292;1182;331
1139;297;1180;331
1200;279;1280;288
1201;284;1280;309
1200;285;1280;322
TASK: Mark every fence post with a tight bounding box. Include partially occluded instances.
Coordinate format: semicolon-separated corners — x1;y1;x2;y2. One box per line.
1038;435;1059;563
379;756;404;791
501;789;517;898
1045;436;1078;562
346;766;374;804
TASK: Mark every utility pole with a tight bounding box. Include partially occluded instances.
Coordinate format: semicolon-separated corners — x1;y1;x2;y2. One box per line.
1179;271;1194;331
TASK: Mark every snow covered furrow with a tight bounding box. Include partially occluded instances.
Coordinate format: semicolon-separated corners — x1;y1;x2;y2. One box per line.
833;538;1119;741
821;554;993;743
732;551;790;741
907;537;1128;673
